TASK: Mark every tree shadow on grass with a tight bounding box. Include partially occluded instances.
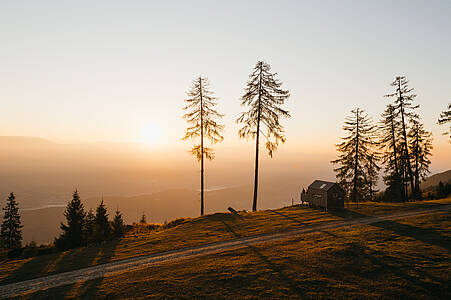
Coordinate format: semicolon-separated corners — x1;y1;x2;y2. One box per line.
328;208;365;220
371;219;450;251
12;239;120;299
60;239;120;299
270;209;338;238
330;209;451;251
269;210;307;226
356;243;450;298
221;220;306;297
0;238;120;294
0;250;75;285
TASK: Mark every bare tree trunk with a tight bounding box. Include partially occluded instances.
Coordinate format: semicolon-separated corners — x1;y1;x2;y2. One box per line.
389;109;405;201
393;145;404;202
414;135;420;198
403;158;409;200
353;109;360;205
252;62;263;212
398;79;415;196
199;78;204;216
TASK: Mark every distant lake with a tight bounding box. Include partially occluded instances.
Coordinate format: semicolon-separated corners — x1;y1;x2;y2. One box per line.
22;204;67;211
196;186;230;192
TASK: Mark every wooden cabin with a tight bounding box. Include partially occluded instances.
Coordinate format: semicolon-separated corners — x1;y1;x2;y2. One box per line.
301;180;344;210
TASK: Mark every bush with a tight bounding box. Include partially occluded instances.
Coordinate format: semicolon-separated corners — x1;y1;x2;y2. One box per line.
162;218;187;230
7;243;57;259
131;222;161;235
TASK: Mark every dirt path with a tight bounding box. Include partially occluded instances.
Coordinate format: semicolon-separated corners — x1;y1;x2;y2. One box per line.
1;205;449;299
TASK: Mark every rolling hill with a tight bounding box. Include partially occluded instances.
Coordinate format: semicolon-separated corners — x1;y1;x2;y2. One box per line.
2;199;450;299
421;169;451;190
21;184;302;244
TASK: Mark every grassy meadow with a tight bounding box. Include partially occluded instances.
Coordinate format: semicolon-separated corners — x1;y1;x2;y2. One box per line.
17;208;451;299
0;198;449;298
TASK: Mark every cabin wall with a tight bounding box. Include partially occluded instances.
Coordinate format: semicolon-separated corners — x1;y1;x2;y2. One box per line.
302;184;344;210
326;186;344;210
304;188;328;209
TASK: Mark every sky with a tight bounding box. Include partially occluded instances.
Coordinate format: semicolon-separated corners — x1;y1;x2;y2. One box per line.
1;0;450;172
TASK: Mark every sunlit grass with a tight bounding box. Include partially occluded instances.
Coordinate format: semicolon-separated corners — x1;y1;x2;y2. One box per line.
0;197;449;286
20;211;451;299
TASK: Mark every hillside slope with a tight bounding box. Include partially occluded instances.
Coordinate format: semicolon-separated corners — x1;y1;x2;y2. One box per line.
421;169;451;190
9;204;451;299
1;199;450;296
21;184;304;244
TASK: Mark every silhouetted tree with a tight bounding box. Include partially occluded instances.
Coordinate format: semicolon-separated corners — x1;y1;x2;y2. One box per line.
408;116;433;199
84;209;95;243
332;108;378;204
438;102;451;141
364;153;380;201
112;209;125;238
385;76;418;195
55;190;86;249
237;61;290;211
94;200;111;241
1;193;22;249
140;212;146;224
379;104;405;201
436;181;451;198
183;76;224;216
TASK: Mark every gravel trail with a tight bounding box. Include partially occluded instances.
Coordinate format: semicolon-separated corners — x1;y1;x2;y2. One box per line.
1;205;449;298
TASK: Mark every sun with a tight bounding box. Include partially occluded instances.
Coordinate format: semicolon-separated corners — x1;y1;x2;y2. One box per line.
139;123;162;145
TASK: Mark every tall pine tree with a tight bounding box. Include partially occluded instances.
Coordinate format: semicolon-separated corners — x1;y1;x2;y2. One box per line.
408;116;433;199
332;108;379;204
183;76;224;216
385;76;418;196
438;102;451;142
139;212;147;224
379;104;405;201
84;209;95;244
94;199;111;241
112;209;125;238
237;61;290;211
1;193;23;249
364;153;380;202
55;190;86;249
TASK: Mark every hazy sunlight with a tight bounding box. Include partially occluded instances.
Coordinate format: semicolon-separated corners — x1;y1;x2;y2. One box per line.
139;123;163;146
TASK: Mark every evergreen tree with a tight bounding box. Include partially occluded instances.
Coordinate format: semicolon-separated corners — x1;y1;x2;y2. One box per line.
237;61;290;211
436;181;450;198
379;104;405;201
84;209;95;243
385;76;418;195
408;116;433;199
55;190;86;249
1;193;23;249
94;200;111;241
438;102;451;142
332;108;378;204
363;153;380;202
182;76;224;216
140;212;146;224
112;209;125;238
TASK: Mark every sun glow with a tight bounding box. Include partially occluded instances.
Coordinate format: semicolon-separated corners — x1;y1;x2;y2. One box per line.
139;123;162;145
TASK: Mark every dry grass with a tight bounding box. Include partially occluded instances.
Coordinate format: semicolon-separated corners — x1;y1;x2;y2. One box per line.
18;211;451;299
0;197;449;287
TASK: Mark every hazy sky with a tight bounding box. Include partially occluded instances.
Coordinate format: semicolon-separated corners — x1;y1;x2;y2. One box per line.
1;1;450;169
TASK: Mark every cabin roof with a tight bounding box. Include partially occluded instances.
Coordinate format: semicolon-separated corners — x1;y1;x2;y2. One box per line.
308;180;338;191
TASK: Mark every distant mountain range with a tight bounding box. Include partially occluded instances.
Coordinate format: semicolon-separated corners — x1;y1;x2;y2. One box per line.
421;169;451;190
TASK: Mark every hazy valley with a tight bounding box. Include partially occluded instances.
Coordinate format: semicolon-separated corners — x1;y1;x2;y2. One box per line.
1;136;336;244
